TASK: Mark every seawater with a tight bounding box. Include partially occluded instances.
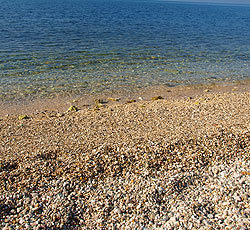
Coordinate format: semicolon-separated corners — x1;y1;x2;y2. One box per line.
1;0;250;102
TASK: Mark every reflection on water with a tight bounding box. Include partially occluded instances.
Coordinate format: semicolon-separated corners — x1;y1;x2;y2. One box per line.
0;0;250;102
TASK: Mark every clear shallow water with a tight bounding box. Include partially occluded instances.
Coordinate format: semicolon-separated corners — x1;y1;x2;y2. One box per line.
0;0;250;102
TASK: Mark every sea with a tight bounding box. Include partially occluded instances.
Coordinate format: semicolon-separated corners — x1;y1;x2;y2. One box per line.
1;0;250;102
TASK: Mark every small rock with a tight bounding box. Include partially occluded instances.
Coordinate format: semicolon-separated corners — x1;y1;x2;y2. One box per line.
56;113;64;117
67;105;78;112
95;103;104;109
169;216;177;224
107;97;120;102
126;99;136;103
18;115;29;120
95;98;105;104
151;96;163;100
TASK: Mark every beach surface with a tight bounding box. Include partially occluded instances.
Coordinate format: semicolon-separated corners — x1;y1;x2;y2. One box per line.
0;79;250;117
0;83;249;229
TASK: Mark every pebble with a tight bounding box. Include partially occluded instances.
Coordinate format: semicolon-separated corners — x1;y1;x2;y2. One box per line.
0;92;249;229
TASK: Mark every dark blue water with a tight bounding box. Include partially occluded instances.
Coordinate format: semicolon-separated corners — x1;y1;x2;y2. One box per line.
1;0;250;102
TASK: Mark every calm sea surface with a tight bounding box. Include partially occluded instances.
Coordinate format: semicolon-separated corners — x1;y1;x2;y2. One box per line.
1;0;250;102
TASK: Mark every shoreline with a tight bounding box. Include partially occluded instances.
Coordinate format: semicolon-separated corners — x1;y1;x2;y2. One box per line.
0;78;249;117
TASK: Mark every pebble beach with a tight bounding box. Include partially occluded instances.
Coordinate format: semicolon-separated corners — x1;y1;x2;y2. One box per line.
0;88;249;229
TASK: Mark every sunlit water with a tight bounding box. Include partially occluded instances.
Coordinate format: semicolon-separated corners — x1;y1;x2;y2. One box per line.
1;0;250;102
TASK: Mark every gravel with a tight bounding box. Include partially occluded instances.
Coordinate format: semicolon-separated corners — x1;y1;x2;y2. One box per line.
0;92;249;229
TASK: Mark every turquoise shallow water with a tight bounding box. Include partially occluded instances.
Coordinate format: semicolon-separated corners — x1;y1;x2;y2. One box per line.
0;0;250;102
